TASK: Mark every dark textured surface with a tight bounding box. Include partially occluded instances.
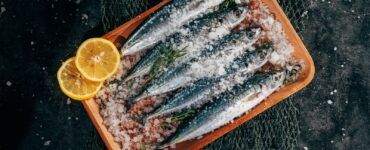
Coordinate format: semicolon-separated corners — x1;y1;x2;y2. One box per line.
0;0;369;149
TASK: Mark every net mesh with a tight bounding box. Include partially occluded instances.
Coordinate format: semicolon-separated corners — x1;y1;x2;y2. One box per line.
100;0;310;149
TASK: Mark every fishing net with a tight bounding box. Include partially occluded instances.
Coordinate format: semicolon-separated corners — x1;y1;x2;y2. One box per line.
100;0;310;149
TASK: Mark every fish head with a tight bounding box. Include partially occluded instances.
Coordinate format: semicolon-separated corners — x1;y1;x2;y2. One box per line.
223;7;248;28
267;71;286;89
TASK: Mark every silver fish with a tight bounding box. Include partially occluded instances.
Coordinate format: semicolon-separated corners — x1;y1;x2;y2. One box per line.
121;0;227;56
124;6;249;82
133;28;261;102
147;43;273;119
165;71;286;145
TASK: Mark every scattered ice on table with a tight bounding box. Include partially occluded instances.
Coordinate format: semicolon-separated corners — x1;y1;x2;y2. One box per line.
333;47;337;51
6;81;12;86
68;116;71;120
75;0;82;4
66;98;71;105
327;100;333;105
301;11;308;17
0;6;5;16
303;147;308;150
330;89;337;95
81;14;88;20
43;140;51;146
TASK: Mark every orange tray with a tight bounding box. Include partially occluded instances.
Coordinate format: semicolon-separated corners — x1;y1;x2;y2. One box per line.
82;0;315;149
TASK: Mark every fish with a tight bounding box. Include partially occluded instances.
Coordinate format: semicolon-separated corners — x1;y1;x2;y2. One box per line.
123;6;249;82
121;0;227;56
147;43;273;119
132;28;262;102
164;70;287;146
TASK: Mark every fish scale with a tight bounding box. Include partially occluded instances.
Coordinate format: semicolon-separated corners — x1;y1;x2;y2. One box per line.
147;43;274;120
165;71;287;146
132;28;262;103
124;6;249;82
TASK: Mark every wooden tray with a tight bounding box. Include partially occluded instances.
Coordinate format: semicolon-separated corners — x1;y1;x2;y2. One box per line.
82;0;315;149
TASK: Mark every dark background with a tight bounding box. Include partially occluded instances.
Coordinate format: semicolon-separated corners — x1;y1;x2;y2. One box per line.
0;0;369;149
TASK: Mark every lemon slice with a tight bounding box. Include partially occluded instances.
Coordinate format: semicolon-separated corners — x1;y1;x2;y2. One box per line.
57;57;103;100
75;38;120;81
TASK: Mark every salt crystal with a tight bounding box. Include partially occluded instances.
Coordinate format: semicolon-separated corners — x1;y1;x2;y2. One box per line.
170;144;176;149
75;0;82;4
31;41;35;45
327;100;333;105
303;147;308;150
43;140;51;146
6;81;12;86
333;47;337;51
165;118;172;123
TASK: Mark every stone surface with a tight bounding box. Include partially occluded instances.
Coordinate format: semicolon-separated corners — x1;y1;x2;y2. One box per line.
0;0;368;149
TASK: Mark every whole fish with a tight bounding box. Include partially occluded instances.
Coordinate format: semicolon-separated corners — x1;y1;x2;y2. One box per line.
147;43;273;119
123;6;249;82
165;70;287;146
122;0;227;56
133;28;261;102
